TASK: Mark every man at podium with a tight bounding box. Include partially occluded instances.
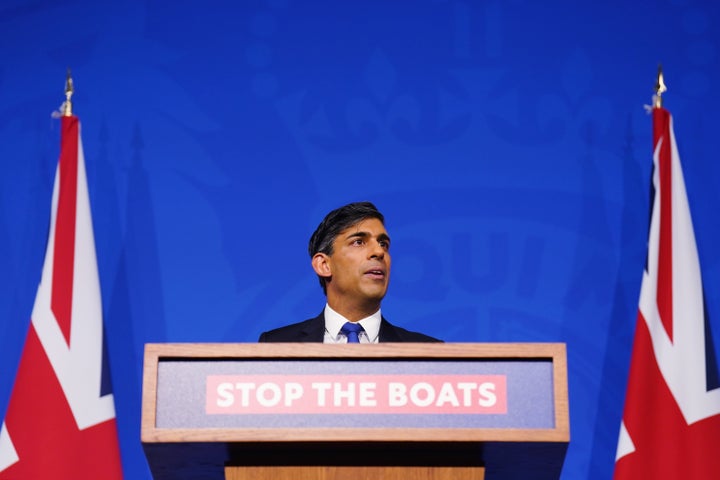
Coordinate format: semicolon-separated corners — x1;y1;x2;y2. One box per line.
259;201;440;343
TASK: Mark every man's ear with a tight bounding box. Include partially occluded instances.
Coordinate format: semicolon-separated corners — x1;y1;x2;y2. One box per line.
312;253;332;279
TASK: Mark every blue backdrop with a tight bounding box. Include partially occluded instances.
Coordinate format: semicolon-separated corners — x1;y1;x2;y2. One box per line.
1;1;719;478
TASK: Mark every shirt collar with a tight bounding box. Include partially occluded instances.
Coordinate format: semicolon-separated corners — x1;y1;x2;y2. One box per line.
324;303;381;343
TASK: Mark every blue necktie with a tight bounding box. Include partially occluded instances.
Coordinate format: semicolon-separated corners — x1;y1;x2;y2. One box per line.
340;322;364;343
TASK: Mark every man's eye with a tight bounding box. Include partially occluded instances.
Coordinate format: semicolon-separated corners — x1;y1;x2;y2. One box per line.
352;239;364;246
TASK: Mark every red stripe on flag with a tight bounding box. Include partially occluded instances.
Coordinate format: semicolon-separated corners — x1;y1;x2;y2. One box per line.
654;108;673;341
52;116;79;346
0;326;123;479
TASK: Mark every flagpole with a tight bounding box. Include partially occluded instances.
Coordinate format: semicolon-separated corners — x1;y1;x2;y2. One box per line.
653;64;666;109
62;69;74;117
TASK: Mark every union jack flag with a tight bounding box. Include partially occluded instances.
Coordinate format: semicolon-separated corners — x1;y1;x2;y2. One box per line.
614;106;720;478
0;114;123;478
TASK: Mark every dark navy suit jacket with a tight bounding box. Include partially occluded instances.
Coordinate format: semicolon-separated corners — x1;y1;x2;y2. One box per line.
258;312;441;343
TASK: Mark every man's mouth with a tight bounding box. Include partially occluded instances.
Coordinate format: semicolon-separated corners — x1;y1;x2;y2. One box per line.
365;268;386;278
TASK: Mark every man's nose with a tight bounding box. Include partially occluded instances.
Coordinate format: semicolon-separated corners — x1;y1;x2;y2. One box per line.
369;240;385;258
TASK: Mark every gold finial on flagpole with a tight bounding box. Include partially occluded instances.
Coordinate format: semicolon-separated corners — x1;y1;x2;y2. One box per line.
653;64;667;109
62;68;74;117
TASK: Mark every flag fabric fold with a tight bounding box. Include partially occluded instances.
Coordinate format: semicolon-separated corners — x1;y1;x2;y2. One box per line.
0;115;123;479
613;107;720;478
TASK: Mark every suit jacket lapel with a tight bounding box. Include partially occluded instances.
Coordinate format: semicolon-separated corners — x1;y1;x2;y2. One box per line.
378;318;401;342
300;313;326;342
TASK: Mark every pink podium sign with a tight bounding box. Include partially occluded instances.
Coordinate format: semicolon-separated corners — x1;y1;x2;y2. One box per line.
206;374;507;415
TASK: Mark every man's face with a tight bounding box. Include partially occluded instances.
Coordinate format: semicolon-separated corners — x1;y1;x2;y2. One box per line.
319;218;391;311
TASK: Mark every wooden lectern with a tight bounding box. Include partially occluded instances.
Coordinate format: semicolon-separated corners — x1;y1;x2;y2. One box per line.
141;343;569;479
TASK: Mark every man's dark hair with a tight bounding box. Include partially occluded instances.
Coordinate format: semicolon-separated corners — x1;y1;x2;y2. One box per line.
308;201;385;294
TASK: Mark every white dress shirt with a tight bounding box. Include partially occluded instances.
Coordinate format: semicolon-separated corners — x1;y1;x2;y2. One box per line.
323;304;381;344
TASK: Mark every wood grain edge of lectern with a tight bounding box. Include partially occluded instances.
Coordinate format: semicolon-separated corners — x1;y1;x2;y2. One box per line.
224;465;485;480
143;342;564;360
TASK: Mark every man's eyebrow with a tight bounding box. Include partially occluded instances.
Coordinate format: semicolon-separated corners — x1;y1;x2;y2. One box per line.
343;231;390;243
345;231;370;240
